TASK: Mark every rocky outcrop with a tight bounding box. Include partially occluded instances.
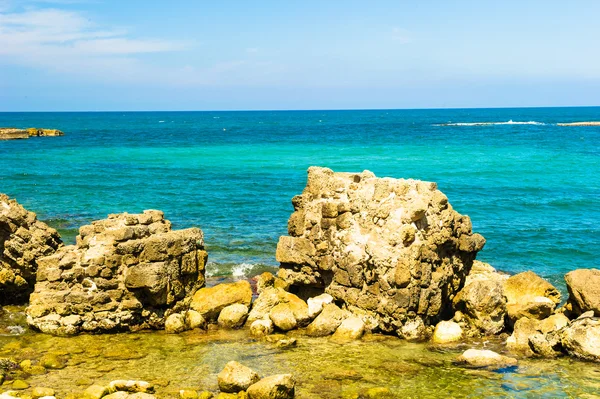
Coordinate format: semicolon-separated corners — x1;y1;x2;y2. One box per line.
0;128;64;140
0;129;28;140
564;269;600;317
0;194;63;304
275;167;485;338
26;210;207;334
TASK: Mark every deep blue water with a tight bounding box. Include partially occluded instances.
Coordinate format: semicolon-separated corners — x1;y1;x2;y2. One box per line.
1;108;598;288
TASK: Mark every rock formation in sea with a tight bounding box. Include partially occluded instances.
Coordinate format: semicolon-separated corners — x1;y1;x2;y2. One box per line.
274;166;485;339
0;194;63;304
0;127;64;140
26;210;207;335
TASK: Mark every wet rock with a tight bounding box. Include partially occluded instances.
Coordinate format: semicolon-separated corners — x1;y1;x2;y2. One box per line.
561;316;600;362
503;271;561;323
83;385;109;399
218;304;249;329
39;353;67;369
362;387;395;399
104;393;129;399
31;387;55;398
276;167;485;334
269;303;297;331
250;319;274;336
185;310;207;330
11;379;29;390
26;128;64;137
165;313;187;334
507;314;570;357
197;393;214;399
455;349;517;369
399;317;428;341
453;261;508;335
217;361;260;393
0;193;63;304
108;379;154;393
179;390;199;399
27;210;207;334
306;303;347;336
247;374;295;399
332;316;365;340
307;293;333;319
432;320;463;344
191;281;252;321
564;269;600;317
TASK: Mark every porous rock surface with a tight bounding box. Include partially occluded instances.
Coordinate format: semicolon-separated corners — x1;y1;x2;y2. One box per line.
564;269;600;317
0;194;63;304
26;210;207;334
275;167;485;336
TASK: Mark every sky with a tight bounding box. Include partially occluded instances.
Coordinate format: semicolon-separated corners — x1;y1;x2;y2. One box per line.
0;0;599;111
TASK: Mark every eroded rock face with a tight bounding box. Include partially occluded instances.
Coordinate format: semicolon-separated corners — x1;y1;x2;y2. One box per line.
560;315;600;362
0;194;63;304
26;210;207;334
276;167;485;337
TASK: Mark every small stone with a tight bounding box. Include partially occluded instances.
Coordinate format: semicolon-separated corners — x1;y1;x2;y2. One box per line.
218;304;249;329
307;294;333;319
432;320;463;344
179;390;199;399
246;374;295;399
83;385;109;399
217;361;260;393
32;387;55;398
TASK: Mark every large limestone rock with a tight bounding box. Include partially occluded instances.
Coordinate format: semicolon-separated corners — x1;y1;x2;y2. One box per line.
26;210;207;334
564;269;600;317
507;314;569;357
503;271;561;323
452;261;508;335
275;167;485;337
431;320;463;344
190;281;252;322
560;315;600;362
246;287;309;328
0;194;63;304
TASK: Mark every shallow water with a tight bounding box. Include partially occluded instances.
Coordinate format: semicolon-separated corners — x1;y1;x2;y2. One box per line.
1;308;600;398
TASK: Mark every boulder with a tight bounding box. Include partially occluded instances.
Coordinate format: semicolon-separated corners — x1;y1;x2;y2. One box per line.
250;319;274;336
452;261;507;335
190;281;252;321
185;310;207;330
247;374;295;399
307;293;333;319
0;194;63;304
217;361;260;393
165;313;186;334
269;303;297;331
431;320;463;344
564;269;600;317
503;271;561;323
218;304;249;329
246;287;309;327
560;315;600;362
306;303;347;336
455;349;517;369
332;315;365;340
26;210;207;334
506;314;568;357
276;167;486;335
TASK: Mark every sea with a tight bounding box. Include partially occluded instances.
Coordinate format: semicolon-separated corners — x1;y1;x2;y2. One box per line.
1;107;599;290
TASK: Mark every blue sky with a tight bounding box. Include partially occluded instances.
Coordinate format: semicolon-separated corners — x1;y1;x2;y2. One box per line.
0;0;599;111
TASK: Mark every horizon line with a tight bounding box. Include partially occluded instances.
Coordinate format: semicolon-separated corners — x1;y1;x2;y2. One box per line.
1;105;600;113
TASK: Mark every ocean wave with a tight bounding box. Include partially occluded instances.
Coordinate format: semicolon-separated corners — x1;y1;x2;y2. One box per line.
435;120;546;126
205;261;276;278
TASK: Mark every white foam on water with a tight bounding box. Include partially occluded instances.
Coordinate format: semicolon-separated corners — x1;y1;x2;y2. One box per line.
232;262;257;277
6;325;25;335
435;120;546;126
158;120;165;123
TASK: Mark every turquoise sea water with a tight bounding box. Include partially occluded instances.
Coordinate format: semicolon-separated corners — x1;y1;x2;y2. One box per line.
1;108;599;289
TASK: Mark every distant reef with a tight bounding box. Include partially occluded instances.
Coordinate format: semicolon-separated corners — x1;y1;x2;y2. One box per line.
557;121;600;126
0;127;64;140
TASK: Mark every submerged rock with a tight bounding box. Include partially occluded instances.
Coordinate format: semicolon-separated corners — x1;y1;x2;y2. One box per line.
217;361;260;393
455;349;517;369
246;374;295;399
276;167;485;338
564;269;600;317
0;194;63;304
26;210;207;334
